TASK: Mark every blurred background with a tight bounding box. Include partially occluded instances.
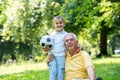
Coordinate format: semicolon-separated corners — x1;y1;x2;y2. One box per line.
0;0;120;64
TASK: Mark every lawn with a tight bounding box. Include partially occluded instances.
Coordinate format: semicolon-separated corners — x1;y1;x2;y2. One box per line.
0;55;120;80
93;55;120;80
0;62;49;80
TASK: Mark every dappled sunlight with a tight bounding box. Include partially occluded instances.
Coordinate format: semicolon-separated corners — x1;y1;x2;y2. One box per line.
93;55;120;64
0;62;48;75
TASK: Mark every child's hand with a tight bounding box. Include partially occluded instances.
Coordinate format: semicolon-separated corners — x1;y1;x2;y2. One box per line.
42;45;51;52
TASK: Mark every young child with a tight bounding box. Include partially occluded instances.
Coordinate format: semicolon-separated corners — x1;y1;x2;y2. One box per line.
42;16;67;80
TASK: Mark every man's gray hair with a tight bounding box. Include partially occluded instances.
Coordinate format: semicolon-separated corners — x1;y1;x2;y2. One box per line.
65;33;78;40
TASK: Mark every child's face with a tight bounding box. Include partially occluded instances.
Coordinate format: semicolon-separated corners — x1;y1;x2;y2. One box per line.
54;19;65;32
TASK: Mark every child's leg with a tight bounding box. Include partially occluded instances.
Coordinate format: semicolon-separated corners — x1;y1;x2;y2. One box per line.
48;59;57;80
56;56;65;80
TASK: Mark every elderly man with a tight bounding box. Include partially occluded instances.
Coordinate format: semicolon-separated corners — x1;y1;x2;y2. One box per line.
47;33;96;80
64;33;95;80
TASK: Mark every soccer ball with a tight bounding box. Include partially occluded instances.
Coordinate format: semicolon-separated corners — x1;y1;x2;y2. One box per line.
40;35;53;48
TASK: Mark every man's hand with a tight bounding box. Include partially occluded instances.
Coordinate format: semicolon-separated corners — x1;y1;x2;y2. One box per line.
46;54;54;65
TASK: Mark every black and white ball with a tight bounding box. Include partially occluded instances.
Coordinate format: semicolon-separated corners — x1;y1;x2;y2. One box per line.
40;35;53;48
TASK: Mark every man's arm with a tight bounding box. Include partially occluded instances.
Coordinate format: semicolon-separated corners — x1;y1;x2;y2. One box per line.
46;54;54;65
87;66;95;80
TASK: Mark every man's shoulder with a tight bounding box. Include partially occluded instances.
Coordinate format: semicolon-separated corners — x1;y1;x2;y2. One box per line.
81;51;90;56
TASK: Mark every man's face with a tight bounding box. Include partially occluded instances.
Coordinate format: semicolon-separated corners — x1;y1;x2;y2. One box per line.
64;34;78;50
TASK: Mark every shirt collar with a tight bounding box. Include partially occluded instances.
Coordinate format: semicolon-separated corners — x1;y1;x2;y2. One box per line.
54;29;66;34
66;48;82;58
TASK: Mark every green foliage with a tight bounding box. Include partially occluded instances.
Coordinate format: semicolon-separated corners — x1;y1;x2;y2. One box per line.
60;0;120;56
0;0;7;33
60;0;97;34
43;0;63;31
0;0;45;58
0;0;120;60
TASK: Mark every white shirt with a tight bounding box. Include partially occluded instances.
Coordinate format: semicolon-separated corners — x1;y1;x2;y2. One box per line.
49;30;68;56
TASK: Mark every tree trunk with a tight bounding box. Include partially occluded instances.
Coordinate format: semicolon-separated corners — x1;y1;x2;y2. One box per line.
100;33;108;56
97;22;109;57
11;54;16;62
0;53;4;64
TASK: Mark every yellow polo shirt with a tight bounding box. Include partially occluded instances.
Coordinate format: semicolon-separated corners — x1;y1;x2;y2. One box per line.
65;50;94;80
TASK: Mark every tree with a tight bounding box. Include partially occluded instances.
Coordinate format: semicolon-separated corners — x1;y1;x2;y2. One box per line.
95;0;120;57
0;0;8;63
60;0;120;57
0;0;45;62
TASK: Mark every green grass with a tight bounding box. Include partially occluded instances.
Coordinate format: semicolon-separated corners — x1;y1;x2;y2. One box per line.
0;55;120;80
0;70;49;80
93;55;120;80
0;62;49;80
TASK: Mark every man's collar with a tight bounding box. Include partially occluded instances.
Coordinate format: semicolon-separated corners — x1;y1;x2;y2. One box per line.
66;47;81;57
